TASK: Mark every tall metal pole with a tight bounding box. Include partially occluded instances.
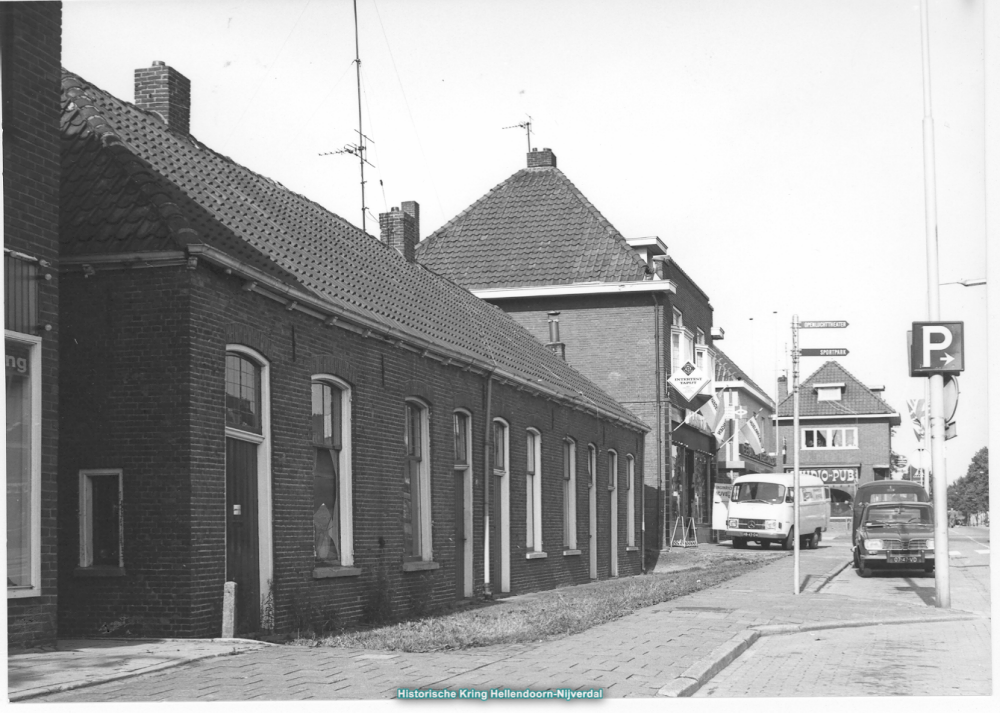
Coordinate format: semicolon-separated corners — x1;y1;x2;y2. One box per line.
792;315;801;594
353;0;367;234
773;311;779;471
920;0;950;608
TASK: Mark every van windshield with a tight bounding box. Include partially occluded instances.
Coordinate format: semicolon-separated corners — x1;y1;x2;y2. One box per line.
732;482;786;504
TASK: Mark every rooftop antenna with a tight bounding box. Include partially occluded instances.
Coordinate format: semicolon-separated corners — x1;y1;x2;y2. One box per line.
319;0;373;233
503;115;532;152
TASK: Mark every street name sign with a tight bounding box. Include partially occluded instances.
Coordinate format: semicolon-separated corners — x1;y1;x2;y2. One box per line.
800;320;849;329
800;348;849;357
909;321;964;376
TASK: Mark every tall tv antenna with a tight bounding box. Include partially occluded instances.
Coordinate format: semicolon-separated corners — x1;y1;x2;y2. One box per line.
318;0;373;233
503;116;533;152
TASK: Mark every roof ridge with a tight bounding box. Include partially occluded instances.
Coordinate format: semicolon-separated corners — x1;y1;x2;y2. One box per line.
778;360;896;416
713;347;775;407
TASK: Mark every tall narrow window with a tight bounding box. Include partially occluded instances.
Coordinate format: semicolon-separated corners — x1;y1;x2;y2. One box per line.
226;354;261;433
454;411;473;596
79;470;123;569
6;333;40;596
312;378;352;568
587;444;597;579
626;456;636;547
562;439;577;550
608;450;619;577
403;400;432;561
491;419;511;592
526;429;542;552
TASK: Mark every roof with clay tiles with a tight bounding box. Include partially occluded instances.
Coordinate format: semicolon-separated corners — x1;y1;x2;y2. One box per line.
776;361;900;422
59;69;646;431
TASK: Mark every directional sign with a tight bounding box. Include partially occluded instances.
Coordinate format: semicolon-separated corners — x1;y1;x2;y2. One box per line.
800;348;849;357
909;321;964;376
800;320;849;329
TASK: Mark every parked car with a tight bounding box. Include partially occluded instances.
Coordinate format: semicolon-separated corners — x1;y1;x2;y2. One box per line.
854;501;935;577
851;480;930;545
725;473;830;550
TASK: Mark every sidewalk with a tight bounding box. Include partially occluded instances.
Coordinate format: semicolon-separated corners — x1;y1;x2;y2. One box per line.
12;535;987;701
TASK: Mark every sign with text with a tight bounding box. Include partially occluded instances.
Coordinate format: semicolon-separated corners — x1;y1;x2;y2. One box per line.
784;466;859;484
909;321;964;376
667;361;711;402
800;320;849;329
800;348;849;357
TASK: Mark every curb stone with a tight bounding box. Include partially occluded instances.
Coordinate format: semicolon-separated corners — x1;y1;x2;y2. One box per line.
9;639;275;702
654;612;984;698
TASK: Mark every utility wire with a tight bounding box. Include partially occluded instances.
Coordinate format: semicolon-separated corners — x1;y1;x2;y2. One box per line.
221;0;313;153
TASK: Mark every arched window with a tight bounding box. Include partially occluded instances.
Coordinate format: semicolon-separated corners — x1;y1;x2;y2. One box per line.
312;376;352;568
626;455;636;548
403;399;432;562
562;439;577;551
526;429;543;552
608;449;619;577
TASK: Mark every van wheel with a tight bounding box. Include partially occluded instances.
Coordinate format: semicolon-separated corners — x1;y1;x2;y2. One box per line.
809;532;821;549
782;528;795;550
733;538;747;549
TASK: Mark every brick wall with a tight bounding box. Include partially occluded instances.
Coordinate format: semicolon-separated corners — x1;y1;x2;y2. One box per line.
3;1;62;649
57;261;644;637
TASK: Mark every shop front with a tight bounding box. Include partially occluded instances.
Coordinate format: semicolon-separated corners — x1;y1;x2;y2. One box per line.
783;464;859;518
670;422;714;544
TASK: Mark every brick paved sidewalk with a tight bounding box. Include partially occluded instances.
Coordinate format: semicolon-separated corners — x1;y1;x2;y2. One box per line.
29;539;982;702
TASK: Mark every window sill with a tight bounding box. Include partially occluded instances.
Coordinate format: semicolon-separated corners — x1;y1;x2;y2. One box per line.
313;566;362;579
626;546;640;552
402;560;440;572
525;551;548;560
75;566;125;578
562;549;582;556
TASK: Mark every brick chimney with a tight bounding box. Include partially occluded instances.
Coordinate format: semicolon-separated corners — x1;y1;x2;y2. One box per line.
379;201;420;262
546;312;566;360
777;375;788;403
135;61;191;135
527;147;557;168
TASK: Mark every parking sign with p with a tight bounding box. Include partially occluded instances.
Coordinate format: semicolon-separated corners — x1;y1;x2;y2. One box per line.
909;321;964;376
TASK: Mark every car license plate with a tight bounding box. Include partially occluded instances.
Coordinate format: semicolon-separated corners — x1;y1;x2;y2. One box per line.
887;554;924;564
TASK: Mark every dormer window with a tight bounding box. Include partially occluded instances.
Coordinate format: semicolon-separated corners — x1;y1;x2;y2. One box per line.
814;382;845;402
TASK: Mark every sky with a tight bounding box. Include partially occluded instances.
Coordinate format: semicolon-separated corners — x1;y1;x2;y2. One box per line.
60;0;990;483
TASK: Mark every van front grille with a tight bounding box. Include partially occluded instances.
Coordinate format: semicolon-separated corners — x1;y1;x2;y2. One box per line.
737;518;765;529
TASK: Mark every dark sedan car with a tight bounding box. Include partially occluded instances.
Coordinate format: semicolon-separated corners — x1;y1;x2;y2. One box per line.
854;502;935;577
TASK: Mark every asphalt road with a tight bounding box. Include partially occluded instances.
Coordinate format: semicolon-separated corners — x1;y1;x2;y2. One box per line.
695;524;992;697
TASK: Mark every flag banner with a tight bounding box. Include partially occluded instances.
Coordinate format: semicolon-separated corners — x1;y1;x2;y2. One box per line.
742;411;763;453
698;389;725;432
906;398;925;442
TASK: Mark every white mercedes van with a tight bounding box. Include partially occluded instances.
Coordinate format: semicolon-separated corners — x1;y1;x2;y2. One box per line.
725;472;831;549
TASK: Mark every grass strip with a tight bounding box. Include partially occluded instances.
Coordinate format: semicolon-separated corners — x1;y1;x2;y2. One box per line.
296;552;782;652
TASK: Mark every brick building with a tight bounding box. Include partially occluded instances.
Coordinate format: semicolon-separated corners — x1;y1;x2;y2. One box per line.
415;148;718;552
4;1;63;649
775;362;901;517
54;64;647;638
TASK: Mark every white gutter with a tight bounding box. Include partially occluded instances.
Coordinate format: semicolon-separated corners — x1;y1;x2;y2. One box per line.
471;280;677;300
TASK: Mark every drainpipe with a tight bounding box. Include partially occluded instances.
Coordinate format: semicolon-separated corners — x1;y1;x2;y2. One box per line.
651;294;663;553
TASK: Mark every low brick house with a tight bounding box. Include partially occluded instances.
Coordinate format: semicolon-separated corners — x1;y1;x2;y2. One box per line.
775;362;901;517
4;0;62;649
55;63;647;638
415;148;718;550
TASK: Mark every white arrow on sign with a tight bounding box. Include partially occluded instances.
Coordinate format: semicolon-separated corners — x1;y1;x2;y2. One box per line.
941;353;955;366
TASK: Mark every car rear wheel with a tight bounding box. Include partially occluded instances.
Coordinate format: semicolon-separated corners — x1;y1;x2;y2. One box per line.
924;562;935;574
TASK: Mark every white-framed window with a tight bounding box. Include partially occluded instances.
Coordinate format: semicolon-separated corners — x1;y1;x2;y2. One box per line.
802;427;858;449
403;399;432;562
672;307;683;328
78;469;123;569
588;444;598;579
626;455;636;547
492;418;511;592
695;329;710;372
526;428;543;552
312;376;353;568
6;331;42;598
815;383;845;402
454;410;474;596
562;438;577;550
608;449;619;577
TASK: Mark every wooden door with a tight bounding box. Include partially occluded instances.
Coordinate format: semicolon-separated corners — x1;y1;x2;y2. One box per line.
226;437;260;634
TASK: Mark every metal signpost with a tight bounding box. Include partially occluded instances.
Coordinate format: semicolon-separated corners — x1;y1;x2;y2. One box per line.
791;317;849;594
